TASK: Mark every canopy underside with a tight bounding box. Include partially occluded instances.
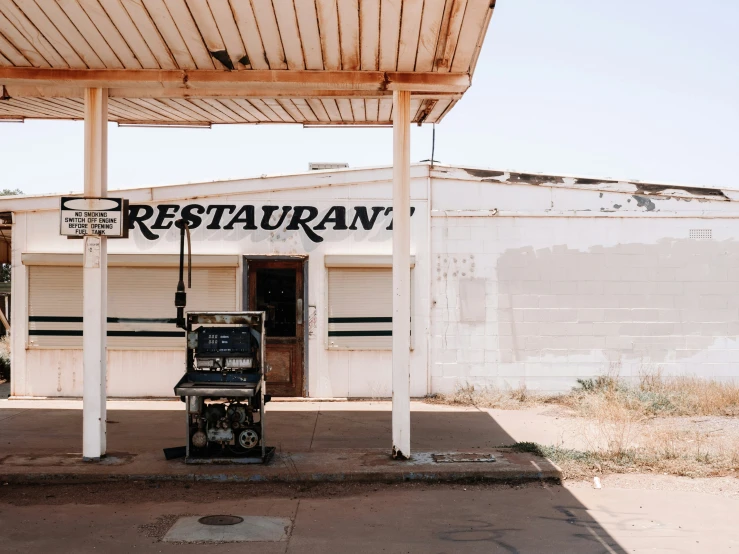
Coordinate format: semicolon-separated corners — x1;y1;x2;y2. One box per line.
0;0;494;125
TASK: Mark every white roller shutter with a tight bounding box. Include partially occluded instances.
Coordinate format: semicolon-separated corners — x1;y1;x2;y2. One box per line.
327;267;393;349
29;266;237;348
28;266;83;348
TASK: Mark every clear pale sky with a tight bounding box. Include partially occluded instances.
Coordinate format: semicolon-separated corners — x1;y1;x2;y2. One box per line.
0;0;737;196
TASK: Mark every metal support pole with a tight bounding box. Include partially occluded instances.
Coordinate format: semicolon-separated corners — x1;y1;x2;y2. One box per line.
82;87;108;460
392;90;411;459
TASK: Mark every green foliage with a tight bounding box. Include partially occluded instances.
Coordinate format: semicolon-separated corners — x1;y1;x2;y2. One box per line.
508;442;595;463
575;376;620;393
0;188;22;196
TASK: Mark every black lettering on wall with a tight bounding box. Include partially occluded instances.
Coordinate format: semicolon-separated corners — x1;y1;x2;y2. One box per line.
349;206;385;230
151;204;180;230
287;206;322;242
385;207;416;230
127;205;157;240
206;205;236;229
314;206;348;230
127;203;416;241
261;206;292;230
224;205;257;230
180;204;205;229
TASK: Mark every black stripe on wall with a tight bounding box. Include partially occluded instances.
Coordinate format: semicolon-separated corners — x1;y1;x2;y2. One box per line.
29;330;184;338
328;330;392;337
29;316;81;323
328;316;392;324
29;316;178;324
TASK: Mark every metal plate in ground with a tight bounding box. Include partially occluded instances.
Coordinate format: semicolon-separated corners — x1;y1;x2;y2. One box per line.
163;516;291;543
433;453;496;463
199;515;243;526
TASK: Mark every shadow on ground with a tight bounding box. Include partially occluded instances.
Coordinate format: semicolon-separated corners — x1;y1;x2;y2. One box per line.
0;405;627;552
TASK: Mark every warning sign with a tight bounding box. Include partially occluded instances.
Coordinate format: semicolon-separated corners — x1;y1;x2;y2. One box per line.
60;197;128;238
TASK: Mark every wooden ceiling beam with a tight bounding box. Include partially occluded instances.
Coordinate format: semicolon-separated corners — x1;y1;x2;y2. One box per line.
2;84;462;100
0;68;470;95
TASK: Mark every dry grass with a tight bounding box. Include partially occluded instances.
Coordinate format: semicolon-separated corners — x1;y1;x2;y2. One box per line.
430;371;739;417
511;435;739;480
562;369;739;417
432;373;739;478
426;382;547;410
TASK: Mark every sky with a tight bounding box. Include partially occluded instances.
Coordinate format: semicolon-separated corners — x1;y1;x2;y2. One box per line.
0;0;737;196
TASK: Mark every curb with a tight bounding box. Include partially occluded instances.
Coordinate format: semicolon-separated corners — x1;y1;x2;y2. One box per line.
1;469;561;486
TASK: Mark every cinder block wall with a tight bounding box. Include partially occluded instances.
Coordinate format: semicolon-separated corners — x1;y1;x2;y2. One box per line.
429;173;739;393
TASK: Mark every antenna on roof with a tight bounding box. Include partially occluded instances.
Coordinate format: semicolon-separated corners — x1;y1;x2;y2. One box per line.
420;124;440;167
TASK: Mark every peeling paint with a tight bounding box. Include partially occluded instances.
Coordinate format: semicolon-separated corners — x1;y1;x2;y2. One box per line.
463;168;505;179
456;168;730;203
632;195;656;211
635;183;728;200
576;178;617;186
507;173;564;186
210;50;235;71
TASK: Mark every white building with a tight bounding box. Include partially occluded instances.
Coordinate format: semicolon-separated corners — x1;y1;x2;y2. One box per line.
3;163;738;399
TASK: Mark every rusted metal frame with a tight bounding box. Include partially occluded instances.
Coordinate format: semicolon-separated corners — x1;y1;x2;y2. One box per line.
1;83;461;99
431;0;455;70
467;0;495;77
0;67;470;91
115;119;212;126
439;0;468;72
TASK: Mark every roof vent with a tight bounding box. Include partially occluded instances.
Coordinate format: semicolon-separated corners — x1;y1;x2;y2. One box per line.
309;163;349;171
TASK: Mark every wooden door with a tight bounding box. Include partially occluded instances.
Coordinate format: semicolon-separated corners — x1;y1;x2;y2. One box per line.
247;260;304;397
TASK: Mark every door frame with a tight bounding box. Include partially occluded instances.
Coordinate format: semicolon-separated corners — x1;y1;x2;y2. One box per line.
242;255;309;397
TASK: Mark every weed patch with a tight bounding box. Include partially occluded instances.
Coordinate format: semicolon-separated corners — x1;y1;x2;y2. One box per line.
426;383;548;410
507;441;739;480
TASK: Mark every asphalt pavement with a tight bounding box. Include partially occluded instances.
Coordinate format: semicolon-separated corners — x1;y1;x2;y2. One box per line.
1;480;738;553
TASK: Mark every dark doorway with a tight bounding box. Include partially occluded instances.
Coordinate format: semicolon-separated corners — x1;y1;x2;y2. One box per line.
246;259;305;397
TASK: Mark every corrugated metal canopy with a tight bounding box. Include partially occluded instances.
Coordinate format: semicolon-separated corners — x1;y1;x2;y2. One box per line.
0;0;495;125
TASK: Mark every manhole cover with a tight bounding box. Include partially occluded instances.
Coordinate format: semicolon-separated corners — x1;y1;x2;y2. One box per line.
198;515;244;526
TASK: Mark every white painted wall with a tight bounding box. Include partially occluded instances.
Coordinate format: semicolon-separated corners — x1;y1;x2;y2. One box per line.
11;167;430;398
429;168;739;393
12;164;739;398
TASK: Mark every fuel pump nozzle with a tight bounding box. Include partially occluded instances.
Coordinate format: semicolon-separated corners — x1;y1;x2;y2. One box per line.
175;219;191;329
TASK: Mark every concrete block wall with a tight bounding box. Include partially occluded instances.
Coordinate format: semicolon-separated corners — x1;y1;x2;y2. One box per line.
429;175;739;393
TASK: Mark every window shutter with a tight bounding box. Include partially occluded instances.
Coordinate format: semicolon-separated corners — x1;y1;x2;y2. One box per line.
327;267;393;349
28;266;237;348
28;266;82;348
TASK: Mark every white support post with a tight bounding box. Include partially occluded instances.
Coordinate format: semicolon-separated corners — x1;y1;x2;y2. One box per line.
82;87;108;460
392;90;411;459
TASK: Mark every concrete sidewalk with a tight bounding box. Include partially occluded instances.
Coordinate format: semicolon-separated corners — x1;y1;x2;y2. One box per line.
0;399;560;484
